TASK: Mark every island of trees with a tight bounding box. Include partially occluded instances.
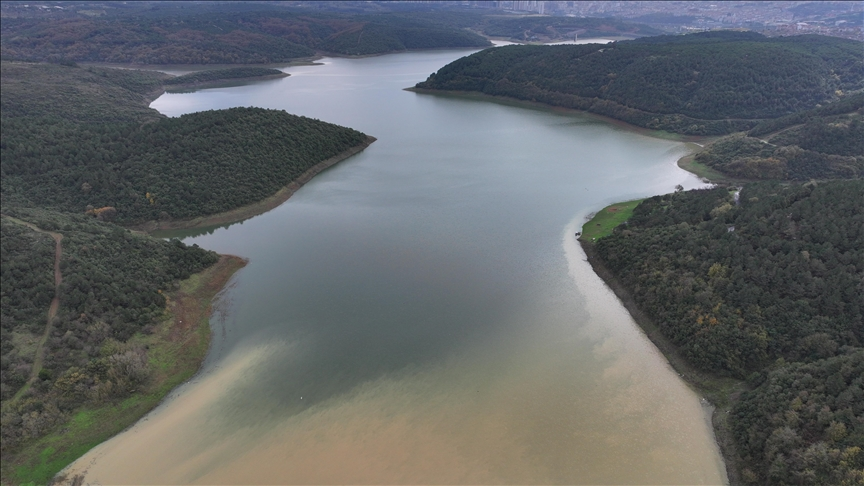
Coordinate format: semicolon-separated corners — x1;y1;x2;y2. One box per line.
0;60;373;484
2;61;373;227
415;31;864;135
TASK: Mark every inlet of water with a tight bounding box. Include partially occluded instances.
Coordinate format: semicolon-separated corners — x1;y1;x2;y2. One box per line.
65;48;726;484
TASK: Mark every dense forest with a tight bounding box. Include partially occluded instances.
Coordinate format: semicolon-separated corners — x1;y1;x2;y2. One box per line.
1;61;168;123
1;61;371;226
415;31;864;135
589;181;864;484
0;208;218;454
0;3;492;63
694;93;864;180
2;106;369;225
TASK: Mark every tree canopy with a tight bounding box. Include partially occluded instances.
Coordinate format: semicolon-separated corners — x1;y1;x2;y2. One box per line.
695;93;863;180
416;32;864;135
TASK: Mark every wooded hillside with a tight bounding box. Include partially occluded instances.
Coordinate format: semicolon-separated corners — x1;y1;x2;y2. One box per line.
0;4;491;63
0;207;218;455
164;67;286;86
694;93;863;180
416;31;864;135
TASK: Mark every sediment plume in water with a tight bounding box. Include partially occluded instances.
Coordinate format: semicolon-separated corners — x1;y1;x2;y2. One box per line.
64;234;724;485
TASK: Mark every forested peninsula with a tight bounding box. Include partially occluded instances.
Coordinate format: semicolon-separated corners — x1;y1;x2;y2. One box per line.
414;31;864;135
164;67;289;90
0;61;373;484
1;61;373;227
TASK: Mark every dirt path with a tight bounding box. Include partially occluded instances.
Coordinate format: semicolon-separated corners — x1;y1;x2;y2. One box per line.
31;230;63;383
2;215;64;400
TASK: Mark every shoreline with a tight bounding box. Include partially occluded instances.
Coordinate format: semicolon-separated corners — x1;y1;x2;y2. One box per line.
571;117;749;483
81;57;323;73
406;87;722;143
164;72;290;92
7;255;247;485
579;240;745;485
130;136;376;233
143;72;292;105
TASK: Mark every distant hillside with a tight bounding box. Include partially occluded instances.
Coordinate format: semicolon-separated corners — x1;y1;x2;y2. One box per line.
415;31;864;135
694;93;864;180
0;61;168;123
0;4;491;63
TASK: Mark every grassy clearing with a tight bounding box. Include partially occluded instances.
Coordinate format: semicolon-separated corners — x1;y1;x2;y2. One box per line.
4;255;246;486
578;199;644;242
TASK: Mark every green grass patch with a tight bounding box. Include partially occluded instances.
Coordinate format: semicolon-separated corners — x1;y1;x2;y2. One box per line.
69;410;95;431
10;390;165;484
579;199;644;242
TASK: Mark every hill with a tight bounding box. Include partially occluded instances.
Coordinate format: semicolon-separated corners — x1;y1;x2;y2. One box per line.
0;3;492;63
0;207;225;484
414;31;864;135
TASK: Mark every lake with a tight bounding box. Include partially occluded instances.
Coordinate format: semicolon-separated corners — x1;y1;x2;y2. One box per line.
65;48;727;484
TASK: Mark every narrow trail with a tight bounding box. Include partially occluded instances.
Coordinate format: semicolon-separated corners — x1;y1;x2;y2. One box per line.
2;215;64;402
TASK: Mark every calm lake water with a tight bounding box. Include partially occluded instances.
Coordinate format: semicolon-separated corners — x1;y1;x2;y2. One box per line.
65;48;726;484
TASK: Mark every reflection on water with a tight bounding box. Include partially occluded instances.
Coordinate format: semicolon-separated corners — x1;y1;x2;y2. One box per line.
64;49;726;484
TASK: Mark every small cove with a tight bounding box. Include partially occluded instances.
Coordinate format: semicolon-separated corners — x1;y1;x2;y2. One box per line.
65;48;727;484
